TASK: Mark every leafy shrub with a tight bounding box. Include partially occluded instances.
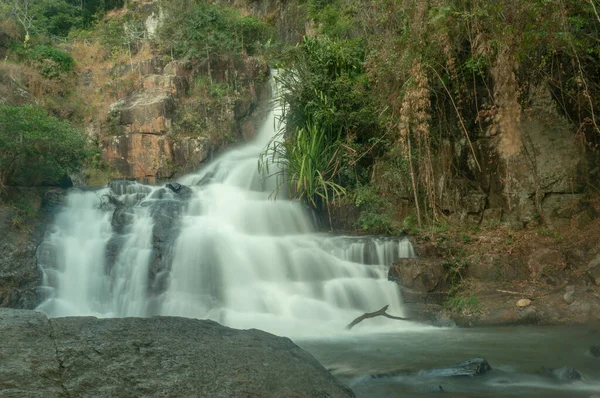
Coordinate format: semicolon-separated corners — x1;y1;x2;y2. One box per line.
354;185;395;234
157;1;273;59
0;105;88;187
28;45;74;78
260;120;346;214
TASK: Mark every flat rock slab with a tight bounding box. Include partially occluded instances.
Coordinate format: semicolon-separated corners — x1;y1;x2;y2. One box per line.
0;309;354;398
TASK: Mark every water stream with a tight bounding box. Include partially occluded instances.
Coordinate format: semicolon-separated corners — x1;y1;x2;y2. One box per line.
36;85;414;338
35;79;600;397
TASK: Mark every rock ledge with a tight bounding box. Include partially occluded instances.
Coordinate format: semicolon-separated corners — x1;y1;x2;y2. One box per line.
0;309;354;397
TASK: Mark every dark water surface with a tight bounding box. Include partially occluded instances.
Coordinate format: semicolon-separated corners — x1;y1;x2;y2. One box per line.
298;325;600;397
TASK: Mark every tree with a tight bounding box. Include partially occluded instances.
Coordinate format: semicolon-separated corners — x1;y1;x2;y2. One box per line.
0;105;88;187
2;0;35;45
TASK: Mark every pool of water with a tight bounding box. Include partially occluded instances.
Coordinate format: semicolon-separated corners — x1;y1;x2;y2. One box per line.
297;325;600;397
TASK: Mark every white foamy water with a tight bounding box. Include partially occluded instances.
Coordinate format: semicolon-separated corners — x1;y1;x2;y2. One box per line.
36;79;416;337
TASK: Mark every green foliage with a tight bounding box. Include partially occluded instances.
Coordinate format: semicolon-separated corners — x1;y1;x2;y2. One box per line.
0;105;88;187
260;120;346;212
32;0;83;38
2;0;124;41
27;44;74;78
157;0;273;60
354;185;395;234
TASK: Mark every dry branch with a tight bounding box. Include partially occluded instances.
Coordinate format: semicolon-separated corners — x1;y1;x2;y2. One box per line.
346;305;409;330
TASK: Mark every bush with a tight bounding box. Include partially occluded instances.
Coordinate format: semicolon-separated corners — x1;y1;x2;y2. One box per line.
28;45;74;78
0;105;88;187
157;1;273;59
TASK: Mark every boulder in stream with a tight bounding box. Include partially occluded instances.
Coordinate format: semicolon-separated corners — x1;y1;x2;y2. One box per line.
165;182;193;200
419;358;492;378
0;308;354;398
551;367;582;381
589;344;600;358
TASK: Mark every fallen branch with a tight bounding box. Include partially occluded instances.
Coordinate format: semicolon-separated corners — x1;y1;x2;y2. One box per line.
496;289;523;295
346;305;409;330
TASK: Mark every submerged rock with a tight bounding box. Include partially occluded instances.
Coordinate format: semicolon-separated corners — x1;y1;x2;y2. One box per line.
0;308;354;398
420;358;492;378
588;344;600;358
165;182;193;200
552;367;582;381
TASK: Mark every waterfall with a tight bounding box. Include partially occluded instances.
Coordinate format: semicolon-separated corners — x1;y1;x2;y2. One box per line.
36;79;416;337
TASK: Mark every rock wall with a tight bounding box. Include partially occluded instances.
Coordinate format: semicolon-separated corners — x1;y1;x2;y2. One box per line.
0;308;354;398
438;84;598;228
0;188;65;309
101;55;270;184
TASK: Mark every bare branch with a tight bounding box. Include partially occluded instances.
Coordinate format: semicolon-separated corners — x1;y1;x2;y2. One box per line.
346;305;409;330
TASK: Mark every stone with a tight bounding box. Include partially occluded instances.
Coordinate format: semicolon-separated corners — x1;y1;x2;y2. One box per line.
118;93;176;135
588;344;600;358
102;134;174;184
542;193;585;218
171;136;212;174
0;309;354;398
439;179;487;214
516;298;532;307
527;248;567;281
0;188;62;309
165;182;193;200
552;367;581;381
141;74;189;97
480;208;503;228
389;258;448;293
587;254;600;285
564;286;575;305
419;358;492;378
0;70;36;106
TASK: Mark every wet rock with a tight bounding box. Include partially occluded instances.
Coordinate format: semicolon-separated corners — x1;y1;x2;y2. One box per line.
588;344;600;358
171;136;212;174
1;188;62;309
516;298;532;308
423;385;444;393
111;206;136;234
0;309;354;398
552;367;581;381
420;358;491;378
564;286;575;304
389;258;448;293
166;182;193;200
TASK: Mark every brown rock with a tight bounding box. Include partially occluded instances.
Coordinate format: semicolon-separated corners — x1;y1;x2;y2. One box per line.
171;137;212;174
467;253;529;282
102;134;174;184
116;93;177;135
516;298;532;307
141;75;189;97
527;247;566;282
389;258;448;293
0;70;36;106
588;254;600;285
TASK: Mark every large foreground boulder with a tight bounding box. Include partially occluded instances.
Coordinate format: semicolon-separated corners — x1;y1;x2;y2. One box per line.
0;309;354;398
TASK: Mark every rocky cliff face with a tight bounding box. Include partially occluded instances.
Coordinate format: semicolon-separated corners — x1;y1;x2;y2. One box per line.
99;54;269;184
0;308;354;398
0;188;65;309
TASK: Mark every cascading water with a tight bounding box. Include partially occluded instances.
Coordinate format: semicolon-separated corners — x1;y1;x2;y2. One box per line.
36;77;415;337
